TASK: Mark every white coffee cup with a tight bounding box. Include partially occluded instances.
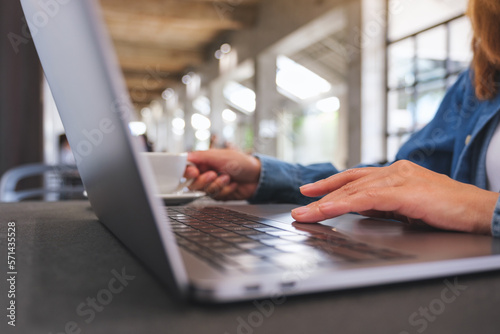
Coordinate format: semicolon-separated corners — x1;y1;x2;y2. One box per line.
142;152;194;194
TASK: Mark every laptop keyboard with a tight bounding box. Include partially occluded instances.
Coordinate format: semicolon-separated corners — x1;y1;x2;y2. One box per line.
166;206;408;273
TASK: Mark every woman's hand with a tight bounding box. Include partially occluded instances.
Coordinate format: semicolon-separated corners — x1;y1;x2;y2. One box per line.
291;160;498;235
184;149;261;201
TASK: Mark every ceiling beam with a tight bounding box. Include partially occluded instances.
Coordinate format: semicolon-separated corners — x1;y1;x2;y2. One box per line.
123;69;181;106
125;75;178;92
100;0;259;31
114;41;204;73
128;87;166;106
122;68;179;81
171;0;260;3
104;14;222;49
131;101;154;112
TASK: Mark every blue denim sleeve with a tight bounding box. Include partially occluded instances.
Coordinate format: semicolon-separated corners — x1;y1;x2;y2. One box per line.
491;196;500;237
248;154;339;205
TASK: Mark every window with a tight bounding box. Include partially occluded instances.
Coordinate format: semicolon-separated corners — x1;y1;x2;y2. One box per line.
385;8;472;160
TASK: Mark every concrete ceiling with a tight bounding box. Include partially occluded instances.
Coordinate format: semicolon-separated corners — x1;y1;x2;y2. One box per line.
99;0;262;109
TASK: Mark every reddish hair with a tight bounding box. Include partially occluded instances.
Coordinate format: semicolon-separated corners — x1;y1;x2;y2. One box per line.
468;0;500;100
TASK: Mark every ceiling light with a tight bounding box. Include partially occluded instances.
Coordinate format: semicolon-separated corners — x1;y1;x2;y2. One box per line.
161;88;175;100
191;113;211;130
182;72;195;85
276;55;331;100
193;96;211;115
128;122;147;136
316;97;340;113
172;117;185;130
223;125;235;139
195;129;211;141
172;128;184;136
220;43;232;54
222;109;237;122
215;43;232;59
223;81;256;113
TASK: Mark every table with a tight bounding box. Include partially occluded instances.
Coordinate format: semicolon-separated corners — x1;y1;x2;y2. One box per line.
1;201;500;334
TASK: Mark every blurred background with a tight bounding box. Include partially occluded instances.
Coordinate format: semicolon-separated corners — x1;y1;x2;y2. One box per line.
0;0;471;197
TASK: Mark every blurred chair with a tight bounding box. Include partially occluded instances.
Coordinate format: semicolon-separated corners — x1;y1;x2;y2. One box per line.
0;163;86;202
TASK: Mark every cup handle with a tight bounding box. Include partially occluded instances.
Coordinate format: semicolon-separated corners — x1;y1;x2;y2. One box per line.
173;162;196;193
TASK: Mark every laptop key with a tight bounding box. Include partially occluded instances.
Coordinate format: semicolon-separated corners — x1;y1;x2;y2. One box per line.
249;247;284;257
223;254;263;265
242;223;269;228
210;231;241;239
176;230;205;236
205;257;242;272
247;234;276;240
265;230;300;237
260;238;294;246
275;244;320;253
238;242;264;250
280;235;310;242
234;229;266;236
218;247;246;256
223;236;254;243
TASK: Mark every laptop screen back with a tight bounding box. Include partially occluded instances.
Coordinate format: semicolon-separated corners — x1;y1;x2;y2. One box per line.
20;0;188;297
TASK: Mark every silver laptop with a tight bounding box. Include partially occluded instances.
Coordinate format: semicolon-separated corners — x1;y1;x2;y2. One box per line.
21;0;500;302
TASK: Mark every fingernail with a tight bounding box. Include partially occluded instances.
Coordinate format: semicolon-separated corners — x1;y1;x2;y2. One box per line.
299;183;313;191
206;172;217;181
292;206;309;215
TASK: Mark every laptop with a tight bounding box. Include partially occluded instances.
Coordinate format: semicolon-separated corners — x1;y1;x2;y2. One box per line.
21;0;500;302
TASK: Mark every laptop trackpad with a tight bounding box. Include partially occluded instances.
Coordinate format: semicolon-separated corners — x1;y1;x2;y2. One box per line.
297;216;498;259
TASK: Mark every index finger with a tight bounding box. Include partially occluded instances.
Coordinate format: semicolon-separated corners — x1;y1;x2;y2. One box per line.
188;150;223;166
184;164;199;179
292;186;405;223
300;167;375;197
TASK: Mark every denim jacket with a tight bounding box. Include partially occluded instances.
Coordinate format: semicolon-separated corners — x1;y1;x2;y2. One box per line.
249;69;500;237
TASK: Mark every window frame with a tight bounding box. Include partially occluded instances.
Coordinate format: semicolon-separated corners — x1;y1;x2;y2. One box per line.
384;10;468;160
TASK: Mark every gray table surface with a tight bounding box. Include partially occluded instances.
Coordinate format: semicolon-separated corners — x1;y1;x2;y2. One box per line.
1;201;500;334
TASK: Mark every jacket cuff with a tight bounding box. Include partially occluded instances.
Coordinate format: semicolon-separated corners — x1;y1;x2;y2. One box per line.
491;195;500;237
248;154;306;204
